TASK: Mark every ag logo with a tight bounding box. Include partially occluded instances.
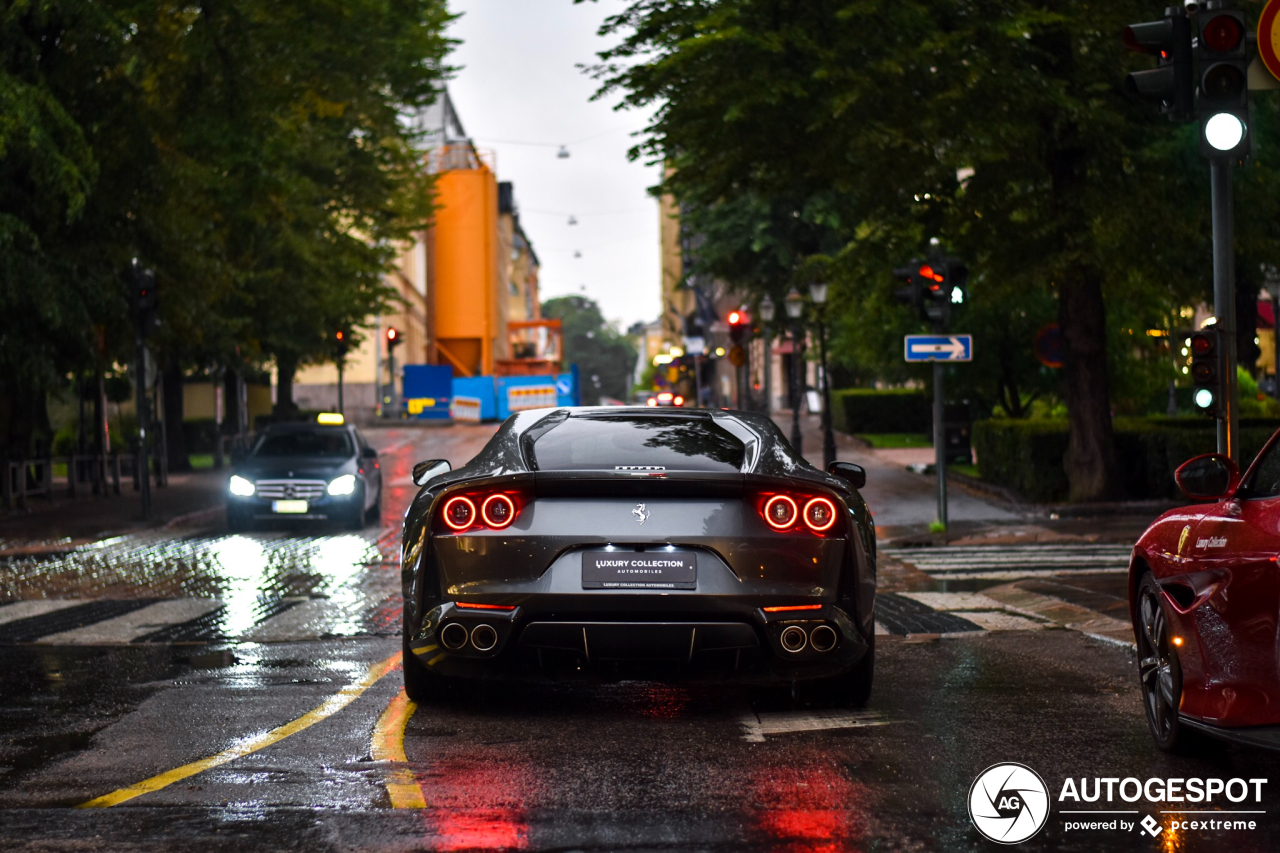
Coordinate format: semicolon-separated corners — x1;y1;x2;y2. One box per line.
968;763;1050;844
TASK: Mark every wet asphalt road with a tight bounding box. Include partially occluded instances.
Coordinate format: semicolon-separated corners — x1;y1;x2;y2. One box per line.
3;424;1280;852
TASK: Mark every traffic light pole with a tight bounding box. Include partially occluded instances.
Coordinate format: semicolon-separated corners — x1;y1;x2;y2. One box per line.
933;360;948;530
133;316;152;521
337;361;345;415
1211;159;1239;462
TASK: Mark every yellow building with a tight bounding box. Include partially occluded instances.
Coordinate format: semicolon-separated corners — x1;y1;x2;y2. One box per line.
293;92;543;420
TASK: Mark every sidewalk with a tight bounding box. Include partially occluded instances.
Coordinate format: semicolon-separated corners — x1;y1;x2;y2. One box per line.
0;469;226;547
773;409;1159;546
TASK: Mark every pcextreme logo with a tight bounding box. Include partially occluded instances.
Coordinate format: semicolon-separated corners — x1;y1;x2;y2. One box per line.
968;763;1050;844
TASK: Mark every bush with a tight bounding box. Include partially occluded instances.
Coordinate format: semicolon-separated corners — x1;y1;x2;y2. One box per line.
831;389;930;434
972;417;1280;503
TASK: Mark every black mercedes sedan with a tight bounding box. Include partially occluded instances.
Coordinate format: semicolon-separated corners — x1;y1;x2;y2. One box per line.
226;416;382;531
400;407;876;706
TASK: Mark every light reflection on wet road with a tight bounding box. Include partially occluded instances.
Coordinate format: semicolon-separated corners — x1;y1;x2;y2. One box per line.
3;424;1280;851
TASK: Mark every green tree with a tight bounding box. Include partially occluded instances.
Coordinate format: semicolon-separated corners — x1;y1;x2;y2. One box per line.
0;0;454;457
585;0;1280;501
542;295;638;402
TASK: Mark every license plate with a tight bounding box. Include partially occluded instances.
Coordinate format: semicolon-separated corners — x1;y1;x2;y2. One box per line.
272;500;309;514
582;551;696;590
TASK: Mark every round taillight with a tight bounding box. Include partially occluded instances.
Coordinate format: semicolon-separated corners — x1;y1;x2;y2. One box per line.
673;396;685;407
482;494;516;529
763;495;798;530
442;496;476;531
803;497;837;532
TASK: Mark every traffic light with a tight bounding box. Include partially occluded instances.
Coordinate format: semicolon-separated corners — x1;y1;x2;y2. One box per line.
895;258;968;327
128;260;159;337
892;263;924;313
1196;7;1250;158
1189;329;1222;416
1122;8;1194;122
386;327;402;353
727;310;748;344
335;330;349;359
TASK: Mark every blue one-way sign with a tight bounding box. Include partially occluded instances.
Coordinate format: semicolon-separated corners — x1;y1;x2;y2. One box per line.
904;334;973;362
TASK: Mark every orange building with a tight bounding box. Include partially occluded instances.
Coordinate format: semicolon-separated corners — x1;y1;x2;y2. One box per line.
292;91;546;420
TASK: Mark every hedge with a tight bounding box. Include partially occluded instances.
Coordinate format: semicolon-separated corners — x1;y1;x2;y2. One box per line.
831;389;930;435
971;417;1280;503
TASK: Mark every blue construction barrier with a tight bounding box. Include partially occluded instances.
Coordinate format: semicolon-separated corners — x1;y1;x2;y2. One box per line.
402;365;452;419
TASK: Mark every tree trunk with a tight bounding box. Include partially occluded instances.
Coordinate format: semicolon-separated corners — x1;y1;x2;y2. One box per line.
1059;269;1121;501
162;357;191;473
275;354;299;419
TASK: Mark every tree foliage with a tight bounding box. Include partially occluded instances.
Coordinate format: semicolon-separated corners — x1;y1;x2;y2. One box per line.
542;295;638;403
584;0;1280;500
0;0;453;452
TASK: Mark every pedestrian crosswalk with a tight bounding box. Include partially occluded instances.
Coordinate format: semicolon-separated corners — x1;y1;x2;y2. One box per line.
0;528;404;646
0;594;403;645
883;544;1132;580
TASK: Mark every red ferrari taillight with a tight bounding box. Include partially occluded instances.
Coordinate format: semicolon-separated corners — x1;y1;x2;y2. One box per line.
803;497;837;532
673;395;685;407
763;495;798;530
440;491;523;532
481;493;516;529
442;496;476;531
759;492;839;534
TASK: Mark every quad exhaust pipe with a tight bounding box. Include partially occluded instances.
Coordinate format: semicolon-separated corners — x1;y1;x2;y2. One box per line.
440;622;469;650
780;625;808;653
441;621;500;653
809;624;838;653
778;623;838;654
470;623;498;652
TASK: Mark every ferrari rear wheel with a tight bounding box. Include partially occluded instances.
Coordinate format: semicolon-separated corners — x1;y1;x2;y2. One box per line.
403;636;450;703
1136;573;1197;753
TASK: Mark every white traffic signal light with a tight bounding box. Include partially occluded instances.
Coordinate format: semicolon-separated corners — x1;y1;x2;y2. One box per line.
1197;9;1250;159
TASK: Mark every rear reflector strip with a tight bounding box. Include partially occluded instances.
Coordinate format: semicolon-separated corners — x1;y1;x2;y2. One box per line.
453;602;517;611
762;604;824;613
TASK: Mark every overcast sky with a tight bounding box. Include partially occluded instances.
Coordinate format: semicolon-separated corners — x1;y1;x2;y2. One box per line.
446;0;661;331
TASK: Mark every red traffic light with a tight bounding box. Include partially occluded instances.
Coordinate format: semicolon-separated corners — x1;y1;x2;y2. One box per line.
1202;14;1243;54
728;311;743;325
335;330;345;341
1190;333;1214;356
386;328;399;341
918;265;944;284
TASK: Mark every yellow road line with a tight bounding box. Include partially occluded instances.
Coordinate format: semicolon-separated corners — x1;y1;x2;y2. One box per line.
79;651;402;808
372;689;426;809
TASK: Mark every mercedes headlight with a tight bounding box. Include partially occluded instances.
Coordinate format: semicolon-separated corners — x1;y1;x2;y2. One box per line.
229;475;256;497
327;474;357;496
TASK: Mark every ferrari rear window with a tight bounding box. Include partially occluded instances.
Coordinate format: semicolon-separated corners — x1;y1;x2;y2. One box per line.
530;416;745;472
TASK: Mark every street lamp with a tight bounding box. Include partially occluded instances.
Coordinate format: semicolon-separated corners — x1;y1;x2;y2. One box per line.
784;287;806;453
759;296;776;415
809;281;835;469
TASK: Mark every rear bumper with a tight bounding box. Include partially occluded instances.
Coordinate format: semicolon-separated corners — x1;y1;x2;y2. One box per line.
408;600;869;684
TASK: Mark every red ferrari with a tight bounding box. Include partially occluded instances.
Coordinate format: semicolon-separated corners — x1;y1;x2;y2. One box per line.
1130;432;1280;751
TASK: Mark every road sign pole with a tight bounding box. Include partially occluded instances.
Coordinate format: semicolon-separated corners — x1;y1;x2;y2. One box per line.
1211;158;1239;462
933;360;947;530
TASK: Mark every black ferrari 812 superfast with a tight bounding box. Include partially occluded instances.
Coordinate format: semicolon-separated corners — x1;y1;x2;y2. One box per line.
400;407;876;705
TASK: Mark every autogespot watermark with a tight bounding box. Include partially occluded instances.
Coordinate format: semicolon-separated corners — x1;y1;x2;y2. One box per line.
968;765;1269;844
